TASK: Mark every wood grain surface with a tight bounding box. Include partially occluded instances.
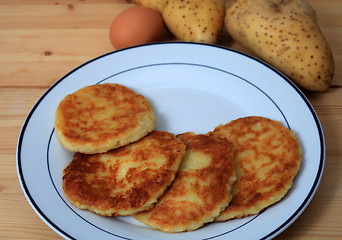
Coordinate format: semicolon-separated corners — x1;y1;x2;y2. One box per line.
0;0;341;239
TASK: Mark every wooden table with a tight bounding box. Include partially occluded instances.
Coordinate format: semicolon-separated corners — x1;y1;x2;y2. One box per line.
1;0;341;239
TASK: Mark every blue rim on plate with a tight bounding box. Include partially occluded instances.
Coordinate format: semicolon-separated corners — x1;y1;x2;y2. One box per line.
16;42;325;240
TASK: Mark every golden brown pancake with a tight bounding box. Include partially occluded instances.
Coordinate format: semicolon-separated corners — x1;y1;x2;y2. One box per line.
134;132;236;232
210;116;302;221
62;131;186;216
55;83;156;154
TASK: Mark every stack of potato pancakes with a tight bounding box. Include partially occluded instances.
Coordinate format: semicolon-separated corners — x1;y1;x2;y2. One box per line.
55;83;302;233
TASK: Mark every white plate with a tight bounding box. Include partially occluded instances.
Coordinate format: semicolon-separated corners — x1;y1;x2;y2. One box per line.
17;42;324;240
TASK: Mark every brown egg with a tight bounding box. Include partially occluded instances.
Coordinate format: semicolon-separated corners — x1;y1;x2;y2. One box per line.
109;6;164;50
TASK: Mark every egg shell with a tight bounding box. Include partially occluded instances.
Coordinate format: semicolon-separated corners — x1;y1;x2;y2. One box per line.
109;6;164;50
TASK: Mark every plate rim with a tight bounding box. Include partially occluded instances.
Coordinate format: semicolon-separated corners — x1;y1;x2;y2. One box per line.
16;42;325;240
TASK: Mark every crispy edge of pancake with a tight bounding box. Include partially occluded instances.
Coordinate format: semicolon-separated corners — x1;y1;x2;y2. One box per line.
55;83;156;154
62;131;186;216
210;116;302;221
133;132;236;232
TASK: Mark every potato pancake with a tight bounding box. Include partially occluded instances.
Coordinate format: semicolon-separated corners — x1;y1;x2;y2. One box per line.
62;131;186;216
134;132;236;232
210;116;302;221
55;83;156;154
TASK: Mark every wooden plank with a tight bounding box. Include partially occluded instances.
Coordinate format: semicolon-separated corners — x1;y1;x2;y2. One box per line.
0;28;113;87
0;3;132;30
0;0;128;4
278;196;342;239
0;0;340;87
0;0;341;239
0;88;47;115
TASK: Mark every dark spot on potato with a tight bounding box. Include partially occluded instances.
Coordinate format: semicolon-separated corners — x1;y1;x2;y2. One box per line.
271;2;282;13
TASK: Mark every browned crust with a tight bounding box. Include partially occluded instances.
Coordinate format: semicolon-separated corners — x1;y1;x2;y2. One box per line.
211;116;302;221
62;131;186;216
134;133;236;232
55;83;156;153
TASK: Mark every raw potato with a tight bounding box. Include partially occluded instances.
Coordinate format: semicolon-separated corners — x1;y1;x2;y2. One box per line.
225;0;335;91
162;0;226;44
133;0;167;13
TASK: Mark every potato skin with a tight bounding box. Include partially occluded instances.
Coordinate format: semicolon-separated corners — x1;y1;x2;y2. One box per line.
225;0;335;91
133;0;167;14
162;0;226;44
